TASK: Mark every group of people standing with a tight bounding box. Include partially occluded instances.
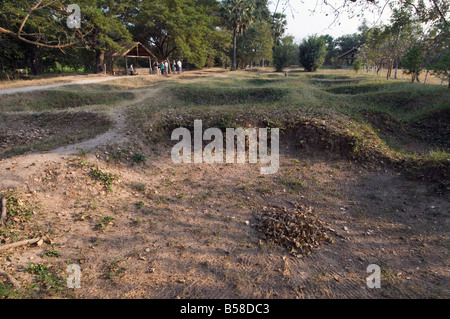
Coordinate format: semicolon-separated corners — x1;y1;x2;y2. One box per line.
152;59;182;76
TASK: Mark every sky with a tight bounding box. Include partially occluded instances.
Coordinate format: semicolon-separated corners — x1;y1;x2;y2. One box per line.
268;0;393;42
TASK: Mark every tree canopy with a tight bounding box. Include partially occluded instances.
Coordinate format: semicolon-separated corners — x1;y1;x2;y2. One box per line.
0;0;448;84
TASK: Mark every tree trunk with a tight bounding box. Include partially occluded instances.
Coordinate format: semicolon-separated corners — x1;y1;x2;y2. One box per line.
423;69;429;84
29;47;43;75
394;60;398;79
231;29;237;71
96;50;105;74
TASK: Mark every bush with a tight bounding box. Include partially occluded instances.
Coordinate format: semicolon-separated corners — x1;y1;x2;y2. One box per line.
401;45;424;82
353;59;363;73
299;35;327;72
273;36;298;72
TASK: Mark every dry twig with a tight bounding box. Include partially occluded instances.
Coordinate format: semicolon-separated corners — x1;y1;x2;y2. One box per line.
0;197;6;224
0;237;41;252
0;270;21;289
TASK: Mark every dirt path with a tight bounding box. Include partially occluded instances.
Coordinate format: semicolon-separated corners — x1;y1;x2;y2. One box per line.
52;86;161;155
0;81;161;191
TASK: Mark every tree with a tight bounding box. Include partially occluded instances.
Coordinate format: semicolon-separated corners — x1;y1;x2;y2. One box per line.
236;20;273;68
270;12;287;46
253;0;271;21
220;0;255;71
130;0;223;68
335;33;364;53
358;7;422;79
402;45;424;82
299;35;327;72
320;34;338;65
0;33;26;79
431;48;450;88
80;0;134;73
273;36;298;72
402;0;448;27
0;0;84;49
0;0;136;74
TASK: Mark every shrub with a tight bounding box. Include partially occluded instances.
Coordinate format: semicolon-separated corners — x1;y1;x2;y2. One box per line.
299;35;327;72
273;36;298;72
353;59;363;73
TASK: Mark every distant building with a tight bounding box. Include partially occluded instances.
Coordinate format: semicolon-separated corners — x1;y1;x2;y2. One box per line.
337;48;359;68
108;42;156;75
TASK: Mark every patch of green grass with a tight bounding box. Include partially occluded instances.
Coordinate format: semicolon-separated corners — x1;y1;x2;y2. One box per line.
132;183;146;192
1;190;35;219
42;249;61;258
246;78;278;86
88;198;98;211
135;201;145;209
104;258;127;280
25;263;65;294
89;167;117;192
0;190;39;242
0;281;22;299
279;177;304;190
96;215;115;231
131;152;147;164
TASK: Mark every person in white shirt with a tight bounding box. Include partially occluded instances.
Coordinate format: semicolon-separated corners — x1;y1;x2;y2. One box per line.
129;64;134;75
177;60;182;74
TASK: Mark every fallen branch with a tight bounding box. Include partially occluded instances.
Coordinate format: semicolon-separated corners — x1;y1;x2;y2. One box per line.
0;237;41;252
0;270;21;289
0;197;6;224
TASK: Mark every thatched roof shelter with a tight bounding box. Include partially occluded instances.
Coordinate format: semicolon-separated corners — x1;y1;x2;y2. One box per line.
109;42;156;75
337;48;359;66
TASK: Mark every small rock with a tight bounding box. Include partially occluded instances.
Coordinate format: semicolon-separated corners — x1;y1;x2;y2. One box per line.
343;226;349;231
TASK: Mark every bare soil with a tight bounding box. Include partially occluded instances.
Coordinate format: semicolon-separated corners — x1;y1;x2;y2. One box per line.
0;69;448;299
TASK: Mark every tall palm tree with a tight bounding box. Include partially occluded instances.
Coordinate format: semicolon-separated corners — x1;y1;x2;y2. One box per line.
220;0;255;71
271;12;287;47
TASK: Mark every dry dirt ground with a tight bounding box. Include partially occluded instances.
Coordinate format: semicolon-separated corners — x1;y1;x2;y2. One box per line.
0;69;448;299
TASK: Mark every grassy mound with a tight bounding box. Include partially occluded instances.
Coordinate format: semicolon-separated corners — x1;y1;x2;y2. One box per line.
0;90;133;113
175;86;289;105
0;111;112;157
128;72;449;184
246;78;279;86
326;82;389;94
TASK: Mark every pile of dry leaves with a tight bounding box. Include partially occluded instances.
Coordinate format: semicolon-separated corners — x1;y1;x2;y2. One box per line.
255;204;335;257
